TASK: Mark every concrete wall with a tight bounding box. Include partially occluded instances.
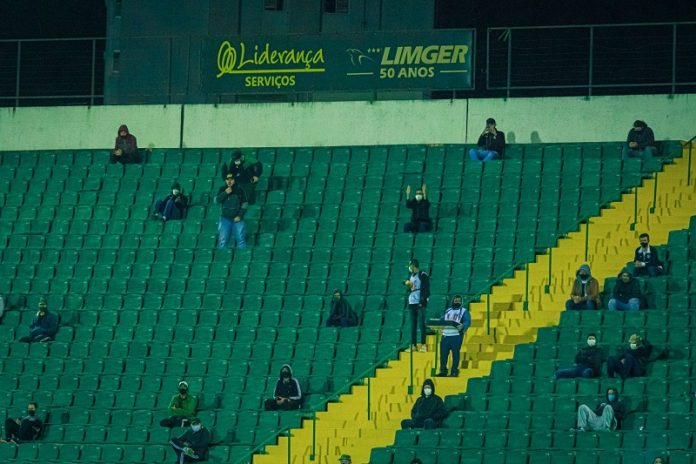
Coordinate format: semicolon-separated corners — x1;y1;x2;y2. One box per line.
0;94;694;151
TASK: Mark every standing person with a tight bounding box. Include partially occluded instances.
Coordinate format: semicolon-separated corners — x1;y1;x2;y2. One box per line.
608;269;642;311
1;402;43;443
264;364;302;411
400;379;447;430
436;294;471;377
110;124;141;164
224;150;263;205
326;289;359;328
169;418;210;464
622;120;656;160
565;264;600;311
19;298;59;343
606;334;652;380
555;333;603;379
405;259;430;353
403;184;432;233
469;117;505;162
633;233;664;277
576;387;626;432
152;182;189;222
216;173;248;249
160;381;198;428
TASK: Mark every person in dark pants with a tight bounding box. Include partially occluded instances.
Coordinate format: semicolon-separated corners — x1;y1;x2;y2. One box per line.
326;289;358;328
469;117;506;162
608;269;642;311
160;381;198;428
565;264;600;310
405;259;430;353
401;379;447;430
223;150;263;205
622;120;656;160
607;334;652;380
436;295;471;378
19;298;58;343
169;418;210;464
216;174;248;249
403;184;432;233
264;364;302;411
555;333;603;379
153;182;189;222
633;233;664;277
1;402;42;443
110;124;141;164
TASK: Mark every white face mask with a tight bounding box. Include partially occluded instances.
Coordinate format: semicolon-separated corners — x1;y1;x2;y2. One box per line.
630;343;638;350
587;339;596;347
172;189;180;195
423;387;432;396
191;424;201;432
415;194;423;201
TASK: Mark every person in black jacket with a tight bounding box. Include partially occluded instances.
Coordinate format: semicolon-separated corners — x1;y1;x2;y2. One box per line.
264;364;302;411
110;124;141;164
216;173;248;249
633;233;664;277
555;333;603;379
403;184;432;233
169;418;210;463
608;269;642;311
152;182;189;222
469;117;505;162
223;150;263;205
19;298;58;343
405;259;430;353
401;379;447;430
622;120;656;160
2;402;43;443
607;334;652;379
576;387;626;431
326;289;359;328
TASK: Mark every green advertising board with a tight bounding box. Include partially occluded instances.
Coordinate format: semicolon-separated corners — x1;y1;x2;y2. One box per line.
205;30;474;93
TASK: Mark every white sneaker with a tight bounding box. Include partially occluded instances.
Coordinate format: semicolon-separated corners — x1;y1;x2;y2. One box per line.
405;345;417;352
419;345;427;353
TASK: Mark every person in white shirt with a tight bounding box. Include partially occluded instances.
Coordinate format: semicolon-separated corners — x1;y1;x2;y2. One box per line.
435;295;471;377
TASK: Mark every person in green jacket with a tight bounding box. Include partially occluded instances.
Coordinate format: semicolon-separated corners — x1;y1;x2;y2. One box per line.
160;381;198;428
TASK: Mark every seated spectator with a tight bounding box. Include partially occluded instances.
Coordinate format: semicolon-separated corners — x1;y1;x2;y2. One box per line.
607;334;652;380
216;173;248;249
326;289;358;328
152;182;189;222
1;402;42;443
633;233;664;277
264;364;302;411
110;124;141;164
401;379;447;430
555;333;602;379
20;298;58;343
338;455;352;464
403;184;432;233
223;150;263;205
565;264;600;311
608;269;642;311
622;120;656;160
469;117;505;162
160;381;198;428
169;418;210;464
436;294;471;378
575;387;626;432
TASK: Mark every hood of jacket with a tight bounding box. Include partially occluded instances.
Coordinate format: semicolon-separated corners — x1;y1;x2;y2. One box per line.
421;378;435;396
279;364;293;378
118;124;130;136
576;264;592;279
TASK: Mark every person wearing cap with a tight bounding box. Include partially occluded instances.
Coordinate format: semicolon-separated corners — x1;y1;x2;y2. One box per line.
326;289;359;328
160;381;198;428
403;183;432;233
169;417;210;463
622;120;656;160
152;181;189;222
19;298;59;343
565;264;601;310
405;259;430;353
575;387;626;432
1;402;43;443
110;124;141;164
216;171;249;249
264;364;302;411
223;149;263;205
608;268;642;311
401;379;447;430
632;233;664;278
436;294;471;377
338;454;352;464
469;117;505;162
555;333;603;379
606;334;652;380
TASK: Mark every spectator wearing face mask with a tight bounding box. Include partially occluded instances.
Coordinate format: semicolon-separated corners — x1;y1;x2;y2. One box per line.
555;333;603;379
326;289;359;328
1;402;42;443
265;364;302;411
622;120;656;160
160;381;198;428
435;294;471;378
223;150;263;205
565;264;600;311
633;233;664;277
575;387;626;432
19;298;59;343
608;268;642;311
169;418;210;464
152;182;189;222
404;184;432;233
401;379;447;430
110;124;141;164
606;333;653;379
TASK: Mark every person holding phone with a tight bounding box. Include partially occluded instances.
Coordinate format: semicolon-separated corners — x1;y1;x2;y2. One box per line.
469;117;506;162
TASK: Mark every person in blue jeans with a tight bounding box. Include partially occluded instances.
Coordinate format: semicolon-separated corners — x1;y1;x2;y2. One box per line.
555;333;603;379
153;182;189;222
435;294;471;378
608;269;642;311
216;173;248;249
469;117;505;162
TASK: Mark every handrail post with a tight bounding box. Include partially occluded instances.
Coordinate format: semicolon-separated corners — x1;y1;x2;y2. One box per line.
367;376;371;420
506;28;512;99
432;330;440;376
584;221;590;262
630;187;638;230
90;39;96;106
408;346;414;395
650;172;658;214
287;429;291;464
671;23;677;95
545;247;552;294
523;262;529;311
15;41;21;107
689;141;693;187
486;294;491;336
587;26;594;98
310;413;316;461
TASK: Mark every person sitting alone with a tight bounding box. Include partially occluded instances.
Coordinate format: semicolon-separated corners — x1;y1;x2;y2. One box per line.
607;334;652;380
565;264;600;311
264;364;302;411
169;418;210;464
403;184;432;233
326;289;359;328
20;298;58;343
110;124;141;164
555;333;602;379
152;182;189;222
1;402;43;443
575;387;626;432
469;117;505;162
622;120;656;160
608;269;642;311
401;379;447;430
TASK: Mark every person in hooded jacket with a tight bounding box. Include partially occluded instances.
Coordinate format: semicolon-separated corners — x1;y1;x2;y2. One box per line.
169;418;210;463
401;379;447;430
160;381;198;428
404;184;432;233
19;298;58;343
555;333;603;379
576;387;626;431
608;269;642;311
265;364;302;411
607;334;652;379
326;289;359;328
110;124;141;164
622;120;656;160
153;181;189;222
1;402;43;443
223;150;263;205
436;294;471;378
565;264;600;310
